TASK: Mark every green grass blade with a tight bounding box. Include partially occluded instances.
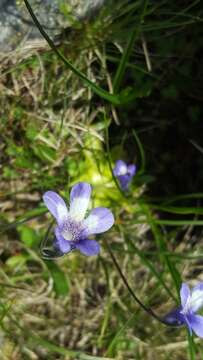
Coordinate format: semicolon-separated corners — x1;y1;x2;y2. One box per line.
151;205;203;215
161;193;203;205
0;207;47;234
132;130;146;174
105;311;138;357
113;0;148;93
30;335;114;359
45;261;69;297
141;205;181;295
132;219;203;226
155;220;203;226
126;237;176;301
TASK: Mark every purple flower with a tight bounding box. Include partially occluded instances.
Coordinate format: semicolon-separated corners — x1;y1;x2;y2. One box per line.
164;282;203;338
42;182;114;256
113;160;136;191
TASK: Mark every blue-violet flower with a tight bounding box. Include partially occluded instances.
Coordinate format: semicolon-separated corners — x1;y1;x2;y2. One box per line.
113;160;136;190
164;282;203;338
43;182;114;256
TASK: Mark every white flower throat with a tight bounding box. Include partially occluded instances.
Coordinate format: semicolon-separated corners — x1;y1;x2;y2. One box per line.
61;218;85;242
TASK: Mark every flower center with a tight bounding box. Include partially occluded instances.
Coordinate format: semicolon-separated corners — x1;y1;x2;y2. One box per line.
61;218;85;242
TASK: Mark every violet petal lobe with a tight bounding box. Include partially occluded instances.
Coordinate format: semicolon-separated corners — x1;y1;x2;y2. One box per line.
190;282;203;312
69;182;91;221
180;283;191;308
187;314;203;338
127;164;136;177
84;207;114;235
113;160;127;176
43;191;68;226
163;308;185;327
55;227;72;253
75;239;100;256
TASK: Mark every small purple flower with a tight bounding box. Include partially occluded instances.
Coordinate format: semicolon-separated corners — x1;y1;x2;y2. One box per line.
42;182;114;256
113;160;136;191
164;282;203;338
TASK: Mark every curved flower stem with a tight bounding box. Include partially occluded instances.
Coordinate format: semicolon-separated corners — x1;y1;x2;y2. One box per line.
23;0;121;105
40;220;65;260
105;241;170;325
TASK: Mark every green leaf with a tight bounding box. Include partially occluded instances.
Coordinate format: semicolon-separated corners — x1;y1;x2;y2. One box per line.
17;225;39;248
46;261;69;297
33;144;56;163
26;124;38;140
15;153;35;169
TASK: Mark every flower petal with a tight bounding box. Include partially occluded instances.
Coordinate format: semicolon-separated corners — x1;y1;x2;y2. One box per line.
43;191;68;226
127;164;136;177
83;207;114;235
188;314;203;338
69;182;91;221
190;282;203;312
118;174;131;190
180;283;191;308
55;227;72;253
163;308;185;327
76;239;100;256
113;160;127;176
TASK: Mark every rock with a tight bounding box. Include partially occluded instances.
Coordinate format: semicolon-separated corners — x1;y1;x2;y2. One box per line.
0;0;106;53
75;0;106;19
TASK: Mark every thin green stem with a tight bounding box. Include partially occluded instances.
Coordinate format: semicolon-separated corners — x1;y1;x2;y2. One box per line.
187;332;196;360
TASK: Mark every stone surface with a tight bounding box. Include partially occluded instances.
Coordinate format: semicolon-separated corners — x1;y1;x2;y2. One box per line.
0;0;105;53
